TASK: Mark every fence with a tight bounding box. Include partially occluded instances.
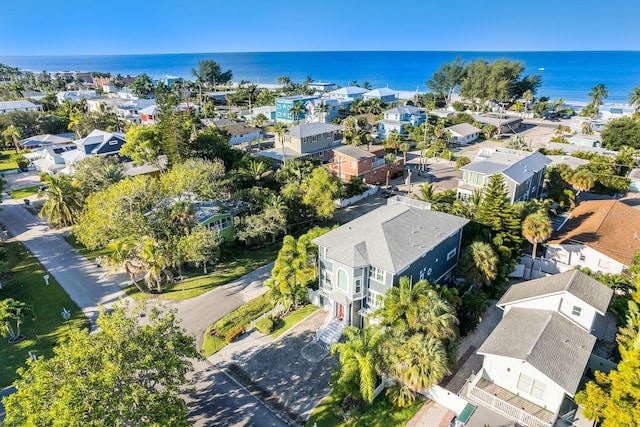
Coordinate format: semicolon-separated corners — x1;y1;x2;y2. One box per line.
467;383;552;427
334;185;379;208
249;302;285;330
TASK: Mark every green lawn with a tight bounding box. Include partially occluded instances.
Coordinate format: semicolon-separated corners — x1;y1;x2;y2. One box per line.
0;242;90;388
306;390;424;427
271;304;319;339
0;149;18;172
8;184;42;200
123;243;281;301
64;234;112;263
202;291;273;356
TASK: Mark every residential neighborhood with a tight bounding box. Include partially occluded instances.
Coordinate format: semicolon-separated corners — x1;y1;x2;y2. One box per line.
1;55;640;427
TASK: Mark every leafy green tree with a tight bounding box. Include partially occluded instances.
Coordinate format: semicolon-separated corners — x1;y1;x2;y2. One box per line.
130;73;155;98
601;117;640;150
179;127;237;167
522;212;552;279
3;305;200;427
0;298;34;342
177;227;221;273
71;155;124;197
122;124;164;167
192;59;232;87
75;175;163;249
38;174;84;227
576;294;640;427
426;56;466;104
301;167;341;219
160;158;226;201
236;205;287;246
331;326;383;404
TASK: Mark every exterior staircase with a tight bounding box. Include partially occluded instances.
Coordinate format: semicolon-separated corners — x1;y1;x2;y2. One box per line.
315;316;346;348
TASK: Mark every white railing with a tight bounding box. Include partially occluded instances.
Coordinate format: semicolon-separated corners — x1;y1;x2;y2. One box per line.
249;302;285;330
467;384;552;427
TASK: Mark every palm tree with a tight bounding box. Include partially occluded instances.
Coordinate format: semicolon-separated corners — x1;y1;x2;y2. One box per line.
523;89;533;115
267;235;314;310
239;159;273;185
417;183;437;202
629;86;640;113
139;238;167;293
273;122;289;165
315;101;329;123
0;298;34;342
288;101;305;124
38;175;83;227
588;84;608;115
459;241;499;286
68;112;83;138
399;142;411;166
254;113;268;128
330;326;382;404
569;166;597;194
388;333;449;392
104;239;147;294
385;129;401;153
1;125;22;152
384;153;398;188
522;212;552;279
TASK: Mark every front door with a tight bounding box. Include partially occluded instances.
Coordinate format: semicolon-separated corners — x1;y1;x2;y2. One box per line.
337;303;344;320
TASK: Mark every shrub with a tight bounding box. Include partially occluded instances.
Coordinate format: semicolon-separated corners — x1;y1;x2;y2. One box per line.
255;316;276;334
225;325;246;343
452;101;466;112
455;156;470;170
441;149;453;161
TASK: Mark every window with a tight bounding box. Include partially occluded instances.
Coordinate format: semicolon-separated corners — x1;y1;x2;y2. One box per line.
517;373;546;400
108;139;119;146
323;271;332;288
209;216;233;231
369;266;384;283
366;291;384;308
447;248;457;261
337;269;348;291
572;306;582;317
312;135;317;142
579;254;586;262
350;161;356;169
355;278;362;294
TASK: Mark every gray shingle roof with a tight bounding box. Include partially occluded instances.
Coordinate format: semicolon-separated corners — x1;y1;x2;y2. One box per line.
333;145;375;160
478;307;596;395
312;204;469;273
498;270;613;314
460;160;508;175
0;100;39;110
384;105;423;116
288;122;343;138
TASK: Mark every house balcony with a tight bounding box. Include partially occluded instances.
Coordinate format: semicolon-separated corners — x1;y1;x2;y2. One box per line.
466;372;554;427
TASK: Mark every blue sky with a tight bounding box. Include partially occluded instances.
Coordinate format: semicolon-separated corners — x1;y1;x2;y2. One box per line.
2;0;639;55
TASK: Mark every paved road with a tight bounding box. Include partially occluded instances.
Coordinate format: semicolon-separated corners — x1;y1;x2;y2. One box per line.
172;261;273;349
0;193;126;327
185;362;287;427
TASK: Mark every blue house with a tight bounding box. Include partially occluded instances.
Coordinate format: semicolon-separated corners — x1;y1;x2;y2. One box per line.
311;198;469;330
275;95;318;123
377;105;426;138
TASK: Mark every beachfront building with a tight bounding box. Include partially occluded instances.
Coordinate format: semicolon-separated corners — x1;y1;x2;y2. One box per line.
446;123;482;145
377;105;426;138
544;200;640;275
362;88;399;103
467;270;613;427
257;122;343;164
0;100;41;114
310;199;469;332
326;86;368;101
275;95;318;123
307;81;336;92
457;147;551;203
474;113;522;135
326;145;404;184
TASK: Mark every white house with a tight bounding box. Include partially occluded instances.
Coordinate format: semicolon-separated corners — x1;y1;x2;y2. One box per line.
362;88;398;103
377;105;426;138
221;123;262;145
544;200;640;274
0;100;41;114
467;270;613;427
55;90;97;104
326;86;368;101
446;123;482;145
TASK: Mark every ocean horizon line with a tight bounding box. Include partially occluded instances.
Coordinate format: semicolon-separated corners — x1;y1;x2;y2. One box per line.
3;49;640;58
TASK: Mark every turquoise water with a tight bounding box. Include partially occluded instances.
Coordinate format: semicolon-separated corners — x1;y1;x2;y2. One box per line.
2;51;639;104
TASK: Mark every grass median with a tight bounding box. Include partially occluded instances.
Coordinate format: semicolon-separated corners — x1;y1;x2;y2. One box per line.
8;184;42;200
0;242;90;388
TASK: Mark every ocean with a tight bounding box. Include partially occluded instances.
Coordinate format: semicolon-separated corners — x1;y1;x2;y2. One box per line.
2;51;639;105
